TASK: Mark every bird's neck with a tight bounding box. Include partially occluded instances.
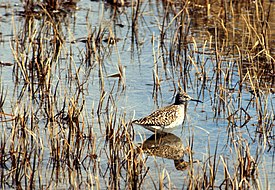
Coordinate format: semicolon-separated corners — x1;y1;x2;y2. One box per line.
174;100;185;105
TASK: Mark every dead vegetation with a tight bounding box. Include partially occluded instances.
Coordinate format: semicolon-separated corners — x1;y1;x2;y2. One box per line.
0;0;274;189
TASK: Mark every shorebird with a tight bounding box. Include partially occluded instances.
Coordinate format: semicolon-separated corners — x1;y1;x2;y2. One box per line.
132;90;202;133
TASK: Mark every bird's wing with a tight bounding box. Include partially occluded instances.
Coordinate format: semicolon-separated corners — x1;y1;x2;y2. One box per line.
133;105;179;126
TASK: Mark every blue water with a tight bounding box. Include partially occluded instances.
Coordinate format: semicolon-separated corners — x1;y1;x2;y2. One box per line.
0;0;274;189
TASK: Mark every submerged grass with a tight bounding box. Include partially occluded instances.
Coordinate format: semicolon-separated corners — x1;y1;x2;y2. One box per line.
0;0;274;189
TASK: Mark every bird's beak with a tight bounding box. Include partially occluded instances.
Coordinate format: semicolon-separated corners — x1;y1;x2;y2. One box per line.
190;98;203;103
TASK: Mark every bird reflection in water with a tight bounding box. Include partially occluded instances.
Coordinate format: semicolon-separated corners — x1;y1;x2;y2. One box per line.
141;133;193;171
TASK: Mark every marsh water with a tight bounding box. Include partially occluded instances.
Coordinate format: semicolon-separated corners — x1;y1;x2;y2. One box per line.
0;0;275;189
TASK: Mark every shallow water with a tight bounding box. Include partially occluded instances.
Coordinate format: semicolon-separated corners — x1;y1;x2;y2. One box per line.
0;0;274;189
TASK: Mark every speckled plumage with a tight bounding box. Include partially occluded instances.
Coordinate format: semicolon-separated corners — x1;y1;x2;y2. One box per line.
133;90;202;133
133;105;184;128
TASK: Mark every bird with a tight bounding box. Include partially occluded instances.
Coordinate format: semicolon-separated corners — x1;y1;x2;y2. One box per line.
132;90;202;134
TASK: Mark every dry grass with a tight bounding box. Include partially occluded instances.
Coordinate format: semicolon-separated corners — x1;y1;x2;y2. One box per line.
0;0;274;189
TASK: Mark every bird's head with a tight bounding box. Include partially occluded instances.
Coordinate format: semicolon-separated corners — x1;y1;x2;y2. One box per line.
175;90;202;105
